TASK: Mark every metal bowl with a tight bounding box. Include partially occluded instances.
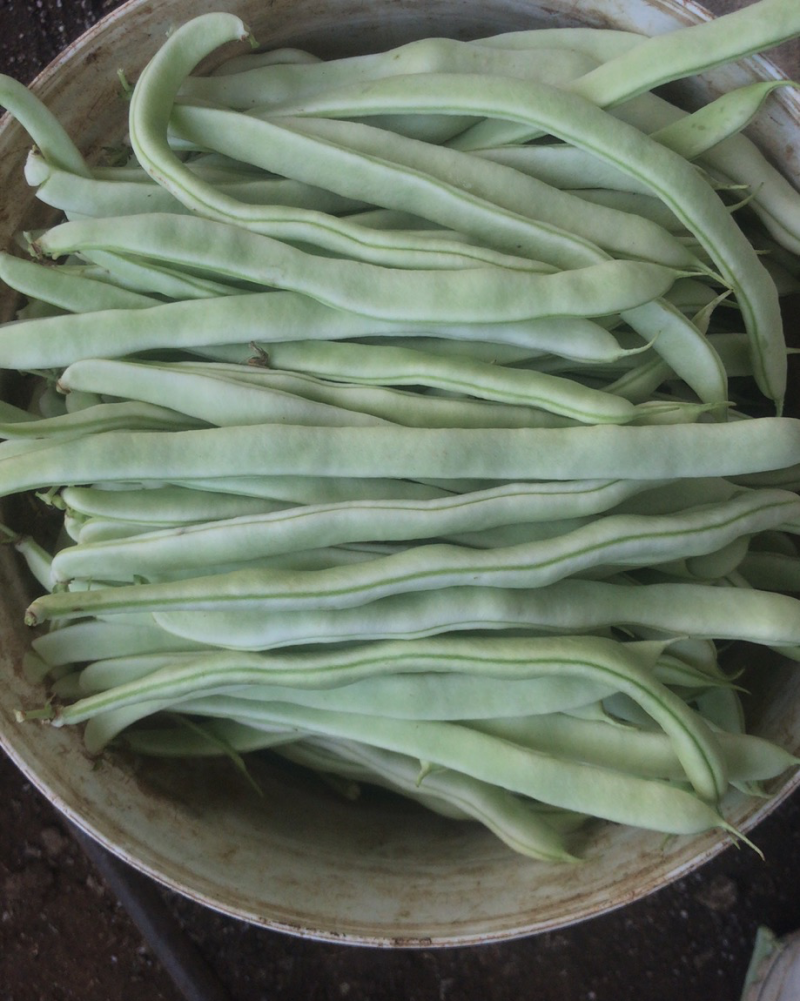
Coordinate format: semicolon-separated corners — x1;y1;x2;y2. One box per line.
1;0;798;947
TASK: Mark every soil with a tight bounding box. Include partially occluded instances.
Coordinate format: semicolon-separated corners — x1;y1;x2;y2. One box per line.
2;2;800;1000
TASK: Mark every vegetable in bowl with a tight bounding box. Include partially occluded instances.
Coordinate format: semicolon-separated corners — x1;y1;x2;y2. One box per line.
1;0;800;934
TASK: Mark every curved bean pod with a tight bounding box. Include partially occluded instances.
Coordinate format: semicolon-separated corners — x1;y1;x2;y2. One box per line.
135;362;582;430
138;698;737;836
35;215;682;325
451;0;800;148
24;149;371;220
58;485;283;527
150;578;800;652
48;479;663;581
274;737;580;861
49;633;732;803
0;73;90;177
283;72;785;407
0;286;641;370
0;399;205;439
57;359;393;429
473;712;797;784
251;340;639;424
29;488;800;621
0;252;156;313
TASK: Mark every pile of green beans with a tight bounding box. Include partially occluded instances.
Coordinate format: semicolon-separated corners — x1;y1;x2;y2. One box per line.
2;2;800;862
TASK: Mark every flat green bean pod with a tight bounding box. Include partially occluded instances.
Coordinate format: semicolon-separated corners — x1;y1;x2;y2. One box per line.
277;737;582;861
49;478;664;582
0;73;90;177
0;252;157;313
0;286;646;370
29;488;800;621
283;71;785;406
0;399;205;439
240;340;639;424
472;712;797;784
274;737;581;861
57;358;394;430
179;34;599;119
130;361;582;430
3;422;800;507
149;578;800;652
136;699;738;837
449;0;800;148
35;214;682;325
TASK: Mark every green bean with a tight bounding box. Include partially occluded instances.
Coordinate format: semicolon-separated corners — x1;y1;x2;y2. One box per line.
48;479;663;582
470;27;644;60
64;389;103;414
149;577;800;653
76;248;254;301
135;361;581;430
180;34;597;115
349;329;631;365
25;149;370;219
449;0;800;148
3;421;800;509
250;340;639;425
0;252;156;313
134;698;738;836
35;215;682;325
59;484;283;527
30;619;213;669
281;72;785;407
0;283;652;371
70;668;620;724
275;737;582;861
573;0;800;103
0;73;90;177
603;356;675;404
62;516;172;547
11;533;54;593
57;358;393;429
66;632;657;687
651;81;799;162
0;399;204;439
472;712;796;785
29;488;800;622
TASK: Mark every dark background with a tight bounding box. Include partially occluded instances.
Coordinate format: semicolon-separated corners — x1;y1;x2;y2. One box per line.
1;2;800;999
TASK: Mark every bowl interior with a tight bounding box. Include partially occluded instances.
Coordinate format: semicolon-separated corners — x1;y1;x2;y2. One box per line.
1;0;799;946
